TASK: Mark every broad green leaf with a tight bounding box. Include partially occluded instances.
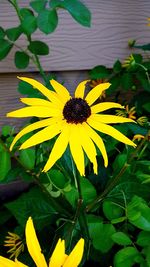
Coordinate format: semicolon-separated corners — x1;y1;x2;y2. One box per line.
111;232;132;246
121;72;133;91
5;186;57;230
15;51;30;69
143;103;150;112
2;125;13;137
137;231;150;247
18;80;42;98
113;60;122;72
63;0;91;27
28;40;49;55
0;150;11;181
0;27;5;39
0;39;13;60
114;247;140;267
6;26;22;41
19;148;35;170
88;220;116;253
37;9;58;34
30;0;47;13
21;14;37;35
113;153;128;173
47;169;70;190
89;65;110;79
20;8;34;18
127;196;150;231
134;43;150;51
137;72;150;92
103;200;124;220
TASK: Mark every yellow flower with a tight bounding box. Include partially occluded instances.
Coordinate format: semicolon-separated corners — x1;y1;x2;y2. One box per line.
147;18;150;26
7;77;136;176
4;232;24;259
137;116;148;126
89;79;106;99
0;217;84;267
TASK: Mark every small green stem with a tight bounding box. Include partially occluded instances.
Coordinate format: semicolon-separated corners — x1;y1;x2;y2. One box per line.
135;63;150;84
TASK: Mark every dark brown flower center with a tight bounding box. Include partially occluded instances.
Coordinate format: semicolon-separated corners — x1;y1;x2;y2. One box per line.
63;98;91;124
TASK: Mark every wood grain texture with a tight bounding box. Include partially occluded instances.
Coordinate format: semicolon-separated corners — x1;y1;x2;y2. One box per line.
0;71;89;128
0;0;150;72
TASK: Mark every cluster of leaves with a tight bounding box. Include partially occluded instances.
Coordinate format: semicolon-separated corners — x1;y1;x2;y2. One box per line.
0;0;91;70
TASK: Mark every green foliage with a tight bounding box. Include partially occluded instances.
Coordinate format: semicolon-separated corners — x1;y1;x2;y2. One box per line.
15;51;30;69
28;41;49;55
0;39;13;60
37;9;58;34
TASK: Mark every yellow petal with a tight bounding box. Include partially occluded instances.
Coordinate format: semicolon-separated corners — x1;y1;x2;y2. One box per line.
20;98;62;110
43;122;69;172
15;259;28;267
25;217;47;267
85;82;111;106
63;238;84;267
9;118;57;151
20;120;62;149
50;79;71;103
88;118;136;147
49;239;66;267
7;106;62;118
79;124;98;174
91;102;124;114
0;256;16;267
83;122;108;167
91;114;136;124
69;124;85;176
74;80;90;99
17;77;62;105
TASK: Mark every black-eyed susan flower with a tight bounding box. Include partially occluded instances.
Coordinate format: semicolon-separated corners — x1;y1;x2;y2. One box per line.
7;77;136;176
0;217;84;267
4;232;24;259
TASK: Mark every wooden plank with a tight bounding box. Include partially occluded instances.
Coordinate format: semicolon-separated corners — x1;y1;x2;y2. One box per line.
0;71;89;128
0;0;150;72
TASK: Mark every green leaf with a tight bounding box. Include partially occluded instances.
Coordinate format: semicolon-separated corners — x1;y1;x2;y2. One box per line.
89;65;109;79
30;0;47;13
59;0;91;27
136;72;150;92
5;186;57;230
113;153;128;173
111;232;132;246
2;125;13;137
6;26;22;41
19;148;35;170
47;169;70;190
37;9;58;34
137;231;150;247
28;40;49;55
127;196;150;231
113;60;122;72
121;72;133;91
20;8;34;18
0;27;5;39
0;150;11;181
21;14;37;35
18;80;41;98
88;219;116;253
0;39;13;60
114;247;140;267
15;51;30;69
103;200;124;220
143;103;150;112
134;43;150;51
